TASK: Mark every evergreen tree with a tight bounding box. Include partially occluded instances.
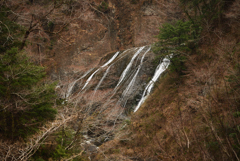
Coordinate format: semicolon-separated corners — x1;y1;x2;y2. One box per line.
152;0;224;75
153;20;201;75
0;5;57;140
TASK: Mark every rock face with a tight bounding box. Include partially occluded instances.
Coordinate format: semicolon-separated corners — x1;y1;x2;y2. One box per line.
37;0;181;79
58;46;168;154
14;0;180;156
11;0;180;81
62;46;157;109
48;1;180;149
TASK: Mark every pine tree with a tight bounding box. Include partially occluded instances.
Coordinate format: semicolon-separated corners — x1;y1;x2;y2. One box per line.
0;5;57;140
152;20;201;75
0;47;57;140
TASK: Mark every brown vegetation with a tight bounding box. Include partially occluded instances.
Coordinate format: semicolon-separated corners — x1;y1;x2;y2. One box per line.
95;0;240;160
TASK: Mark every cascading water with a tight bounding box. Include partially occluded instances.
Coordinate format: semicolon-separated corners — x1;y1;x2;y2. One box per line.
59;45;171;151
92;65;112;99
121;47;151;100
134;56;171;112
63;46;170;113
81;68;100;90
114;46;145;90
101;51;120;68
65;68;93;98
81;51;120;90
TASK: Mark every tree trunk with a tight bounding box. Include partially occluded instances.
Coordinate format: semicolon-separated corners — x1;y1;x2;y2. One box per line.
20;30;30;50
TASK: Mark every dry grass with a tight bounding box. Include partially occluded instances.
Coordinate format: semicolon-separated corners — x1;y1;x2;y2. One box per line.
103;43;240;160
94;1;240;160
127;42;240;160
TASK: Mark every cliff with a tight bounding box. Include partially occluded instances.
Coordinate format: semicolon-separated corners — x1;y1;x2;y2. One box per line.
1;0;240;160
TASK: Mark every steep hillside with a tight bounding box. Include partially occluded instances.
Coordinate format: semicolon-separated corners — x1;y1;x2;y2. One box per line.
0;0;182;160
1;0;240;160
95;0;240;160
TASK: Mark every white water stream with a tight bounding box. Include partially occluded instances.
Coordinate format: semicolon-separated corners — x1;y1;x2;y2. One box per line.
134;56;171;112
64;46;171;114
114;46;145;90
101;51;120;68
107;47;152;117
59;46;172;155
81;51;120;90
81;69;100;90
122;47;151;98
66;68;93;98
92;65;112;99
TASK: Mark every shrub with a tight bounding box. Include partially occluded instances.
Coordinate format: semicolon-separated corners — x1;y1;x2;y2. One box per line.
53;145;69;160
98;1;109;12
153;0;225;75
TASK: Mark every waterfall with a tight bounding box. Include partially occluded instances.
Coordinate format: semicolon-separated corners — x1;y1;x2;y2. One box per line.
114;46;145;90
58;45;172;153
134;56;171;112
62;46;171;115
106;46;152;116
81;69;100;90
122;47;151;98
81;51;120;90
101;51;120;68
65;68;93;98
92;65;112;99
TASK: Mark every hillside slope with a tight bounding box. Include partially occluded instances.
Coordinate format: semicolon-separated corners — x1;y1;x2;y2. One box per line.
95;0;240;160
1;0;240;160
0;0;182;160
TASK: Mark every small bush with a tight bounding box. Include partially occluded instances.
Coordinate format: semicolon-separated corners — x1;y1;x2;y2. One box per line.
125;119;131;125
47;21;55;32
53;145;69;160
233;112;240;118
98;1;109;12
